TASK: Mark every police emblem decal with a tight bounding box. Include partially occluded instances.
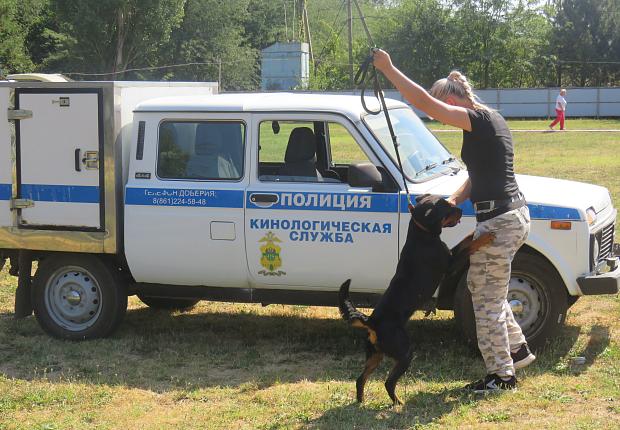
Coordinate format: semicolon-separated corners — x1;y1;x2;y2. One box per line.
258;231;286;276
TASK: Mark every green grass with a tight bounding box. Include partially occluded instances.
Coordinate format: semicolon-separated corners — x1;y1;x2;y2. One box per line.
427;118;620;130
1;119;619;429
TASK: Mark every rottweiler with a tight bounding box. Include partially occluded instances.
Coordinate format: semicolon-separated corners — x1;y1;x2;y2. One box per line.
338;194;494;405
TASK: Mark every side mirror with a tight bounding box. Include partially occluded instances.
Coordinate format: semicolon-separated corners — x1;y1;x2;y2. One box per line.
348;163;391;192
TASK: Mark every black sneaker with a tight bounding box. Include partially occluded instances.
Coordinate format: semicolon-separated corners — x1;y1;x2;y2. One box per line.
465;374;517;393
511;343;536;369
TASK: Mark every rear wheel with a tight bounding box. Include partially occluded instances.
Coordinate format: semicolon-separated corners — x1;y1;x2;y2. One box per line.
454;251;568;352
32;254;127;340
137;295;199;311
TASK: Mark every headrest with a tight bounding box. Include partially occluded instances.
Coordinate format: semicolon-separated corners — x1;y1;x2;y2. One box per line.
195;124;223;155
284;127;316;163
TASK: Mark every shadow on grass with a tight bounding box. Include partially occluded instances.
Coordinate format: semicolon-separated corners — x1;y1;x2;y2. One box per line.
0;305;589;396
303;385;501;429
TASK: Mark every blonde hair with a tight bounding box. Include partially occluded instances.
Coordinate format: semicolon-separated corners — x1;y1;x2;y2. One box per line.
429;70;491;111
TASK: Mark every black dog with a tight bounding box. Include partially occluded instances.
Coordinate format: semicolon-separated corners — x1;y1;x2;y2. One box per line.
338;194;494;405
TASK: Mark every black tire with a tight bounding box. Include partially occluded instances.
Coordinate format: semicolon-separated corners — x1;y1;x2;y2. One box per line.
454;251;568;352
32;254;127;340
137;295;199;311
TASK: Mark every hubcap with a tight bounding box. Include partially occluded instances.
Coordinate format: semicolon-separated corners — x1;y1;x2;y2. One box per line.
508;275;544;335
509;299;524;315
44;266;102;331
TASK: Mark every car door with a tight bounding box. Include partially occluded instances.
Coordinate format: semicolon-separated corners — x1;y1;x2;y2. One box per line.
124;113;250;287
16;88;103;229
245;113;401;292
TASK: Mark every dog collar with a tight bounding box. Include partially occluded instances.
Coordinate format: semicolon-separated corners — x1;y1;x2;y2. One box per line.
413;218;431;233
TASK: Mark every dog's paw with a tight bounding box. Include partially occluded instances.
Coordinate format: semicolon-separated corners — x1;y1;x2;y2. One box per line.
468;232;496;254
420;299;437;318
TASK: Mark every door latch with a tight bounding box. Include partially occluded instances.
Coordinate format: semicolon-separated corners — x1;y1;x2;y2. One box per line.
82;151;99;170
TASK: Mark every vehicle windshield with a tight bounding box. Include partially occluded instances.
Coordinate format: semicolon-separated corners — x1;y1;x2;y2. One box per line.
363;107;458;181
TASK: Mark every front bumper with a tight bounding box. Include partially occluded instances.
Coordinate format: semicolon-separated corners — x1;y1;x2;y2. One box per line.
578;256;620;295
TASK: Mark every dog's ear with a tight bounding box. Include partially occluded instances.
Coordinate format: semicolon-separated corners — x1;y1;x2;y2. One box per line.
415;193;431;204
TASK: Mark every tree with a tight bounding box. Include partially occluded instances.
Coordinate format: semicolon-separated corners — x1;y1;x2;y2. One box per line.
450;0;513;88
0;0;35;74
549;0;619;86
378;0;456;88
164;0;259;90
497;1;554;87
49;0;185;79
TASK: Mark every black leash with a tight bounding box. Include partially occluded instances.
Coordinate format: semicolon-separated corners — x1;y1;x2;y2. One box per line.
354;54;412;208
351;2;413;209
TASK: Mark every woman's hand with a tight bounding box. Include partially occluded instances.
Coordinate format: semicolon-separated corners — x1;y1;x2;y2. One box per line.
372;49;393;74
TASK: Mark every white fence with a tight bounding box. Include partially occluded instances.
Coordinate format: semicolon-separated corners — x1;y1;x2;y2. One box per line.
312;87;620;118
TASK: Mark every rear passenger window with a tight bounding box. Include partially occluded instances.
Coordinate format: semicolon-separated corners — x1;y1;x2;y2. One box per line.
157;121;245;180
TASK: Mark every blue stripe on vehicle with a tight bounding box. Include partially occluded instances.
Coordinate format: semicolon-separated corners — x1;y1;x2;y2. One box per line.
246;191;399;213
125;187;244;208
20;184;100;203
528;204;581;221
0;184;10;200
400;194;582;220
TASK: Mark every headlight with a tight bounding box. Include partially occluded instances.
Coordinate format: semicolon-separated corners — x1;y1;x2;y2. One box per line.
592;236;600;269
586;207;597;225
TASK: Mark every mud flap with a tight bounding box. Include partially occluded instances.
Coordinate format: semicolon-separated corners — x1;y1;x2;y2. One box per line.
14;250;33;318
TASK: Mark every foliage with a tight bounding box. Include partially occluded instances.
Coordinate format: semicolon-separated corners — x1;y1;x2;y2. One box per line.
550;0;620;87
379;0;456;89
163;0;259;90
0;0;35;74
0;0;618;88
48;0;186;79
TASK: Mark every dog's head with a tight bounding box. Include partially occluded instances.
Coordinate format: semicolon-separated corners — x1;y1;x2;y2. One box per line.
411;194;462;235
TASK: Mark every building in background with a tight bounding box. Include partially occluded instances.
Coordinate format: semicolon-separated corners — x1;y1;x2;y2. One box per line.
261;42;309;91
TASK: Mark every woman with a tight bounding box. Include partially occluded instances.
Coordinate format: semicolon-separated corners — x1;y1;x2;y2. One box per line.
549;88;567;131
372;49;535;393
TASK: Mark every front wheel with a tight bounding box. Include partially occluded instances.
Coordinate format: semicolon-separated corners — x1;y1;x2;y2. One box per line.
454;251;569;352
32;254;127;340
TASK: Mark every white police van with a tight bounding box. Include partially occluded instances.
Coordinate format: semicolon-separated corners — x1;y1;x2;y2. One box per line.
0;79;618;349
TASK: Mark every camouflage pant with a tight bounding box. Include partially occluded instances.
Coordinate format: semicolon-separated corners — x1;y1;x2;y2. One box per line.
467;205;530;377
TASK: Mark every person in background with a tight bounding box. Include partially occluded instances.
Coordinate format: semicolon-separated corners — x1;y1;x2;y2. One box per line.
549;89;567;131
372;49;535;393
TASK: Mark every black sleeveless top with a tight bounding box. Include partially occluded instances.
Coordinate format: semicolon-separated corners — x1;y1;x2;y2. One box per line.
461;109;520;203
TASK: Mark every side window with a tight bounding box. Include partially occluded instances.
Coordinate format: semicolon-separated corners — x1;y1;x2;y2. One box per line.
258;120;324;182
327;122;371;165
157;121;245;180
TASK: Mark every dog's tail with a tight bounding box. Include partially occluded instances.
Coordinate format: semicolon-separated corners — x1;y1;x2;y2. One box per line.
339;280;376;344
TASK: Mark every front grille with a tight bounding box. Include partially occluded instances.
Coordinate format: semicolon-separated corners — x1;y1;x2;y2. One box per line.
600;223;615;259
591;221;616;271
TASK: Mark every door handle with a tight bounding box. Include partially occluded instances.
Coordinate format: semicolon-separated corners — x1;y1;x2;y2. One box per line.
250;193;279;203
75;148;81;172
250;193;279;205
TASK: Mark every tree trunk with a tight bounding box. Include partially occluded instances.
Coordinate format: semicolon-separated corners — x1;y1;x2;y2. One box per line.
114;8;126;80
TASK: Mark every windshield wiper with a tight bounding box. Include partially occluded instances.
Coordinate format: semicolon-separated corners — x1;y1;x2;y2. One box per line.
414;162;438;177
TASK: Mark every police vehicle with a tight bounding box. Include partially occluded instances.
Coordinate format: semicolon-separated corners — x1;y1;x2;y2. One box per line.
0;78;617;349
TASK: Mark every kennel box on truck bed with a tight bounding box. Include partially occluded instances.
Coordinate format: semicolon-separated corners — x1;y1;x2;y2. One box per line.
0;80;217;253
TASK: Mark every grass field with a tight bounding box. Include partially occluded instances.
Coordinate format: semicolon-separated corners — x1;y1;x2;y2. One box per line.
1;119;619;429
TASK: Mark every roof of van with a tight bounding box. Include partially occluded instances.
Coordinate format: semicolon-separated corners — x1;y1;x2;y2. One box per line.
134;92;408;117
7;73;71;82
